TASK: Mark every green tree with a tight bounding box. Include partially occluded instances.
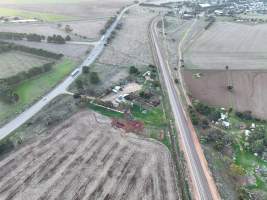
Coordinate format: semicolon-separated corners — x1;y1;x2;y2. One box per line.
129;66;139;74
82;66;90;74
75;79;83;90
90;72;100;84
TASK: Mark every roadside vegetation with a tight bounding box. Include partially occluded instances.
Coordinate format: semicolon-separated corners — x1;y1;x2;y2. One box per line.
190;100;267;199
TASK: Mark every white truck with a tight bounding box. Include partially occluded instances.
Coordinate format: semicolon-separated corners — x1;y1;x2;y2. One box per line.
71;69;80;77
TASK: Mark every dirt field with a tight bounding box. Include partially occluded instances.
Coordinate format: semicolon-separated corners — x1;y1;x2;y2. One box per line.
99;6;157;67
0;23;72;38
0;19;106;41
0;110;179;200
184;22;267;70
0;50;52;78
0;0;134;19
183;69;267;119
59;19;107;40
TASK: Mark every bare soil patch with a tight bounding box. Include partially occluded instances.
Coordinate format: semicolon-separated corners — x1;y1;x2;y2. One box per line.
0;110;179;200
0;50;52;79
184;69;267;119
185;22;267;70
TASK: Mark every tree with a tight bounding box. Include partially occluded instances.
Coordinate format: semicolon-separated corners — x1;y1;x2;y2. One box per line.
90;72;100;84
65;25;73;33
129;66;139;74
82;66;90;74
230;163;245;176
75;79;83;90
0;82;19;104
65;35;71;41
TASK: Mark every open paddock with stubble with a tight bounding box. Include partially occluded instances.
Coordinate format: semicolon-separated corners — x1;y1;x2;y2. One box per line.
99;6;157;67
0;110;179;200
184;69;267;119
0;50;53;79
0;0;134;19
185;22;267;70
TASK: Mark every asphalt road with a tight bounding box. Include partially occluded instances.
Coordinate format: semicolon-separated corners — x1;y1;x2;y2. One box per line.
0;3;137;140
149;17;218;200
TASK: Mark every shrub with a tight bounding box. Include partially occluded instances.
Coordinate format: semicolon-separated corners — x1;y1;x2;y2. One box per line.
90;72;100;84
129;66;139;74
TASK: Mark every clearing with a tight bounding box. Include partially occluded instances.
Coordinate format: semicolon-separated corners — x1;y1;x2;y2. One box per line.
0;110;179;200
184;21;267;70
0;50;53;79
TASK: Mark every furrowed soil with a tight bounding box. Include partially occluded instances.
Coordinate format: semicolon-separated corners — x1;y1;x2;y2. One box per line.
183;69;267;119
0;110;179;200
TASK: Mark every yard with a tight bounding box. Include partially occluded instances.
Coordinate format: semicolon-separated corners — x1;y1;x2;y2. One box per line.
0;50;53;79
0;58;76;126
192;101;267;199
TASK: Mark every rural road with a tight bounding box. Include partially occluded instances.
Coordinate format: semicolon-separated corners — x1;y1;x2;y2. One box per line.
0;3;138;140
149;17;220;200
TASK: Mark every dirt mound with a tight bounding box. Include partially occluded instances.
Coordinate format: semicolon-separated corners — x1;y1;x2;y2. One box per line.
0;110;178;200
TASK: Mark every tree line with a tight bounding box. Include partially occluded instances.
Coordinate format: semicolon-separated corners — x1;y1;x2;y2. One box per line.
0;41;63;104
0;32;71;44
1;62;54;85
0;41;63;59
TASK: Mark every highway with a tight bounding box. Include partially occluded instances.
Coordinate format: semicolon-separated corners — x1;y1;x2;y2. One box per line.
149;17;220;200
0;3;137;140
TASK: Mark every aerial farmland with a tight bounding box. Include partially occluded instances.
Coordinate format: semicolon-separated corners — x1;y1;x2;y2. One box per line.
0;111;179;200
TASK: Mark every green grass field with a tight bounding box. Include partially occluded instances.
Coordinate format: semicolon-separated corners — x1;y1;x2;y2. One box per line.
0;58;76;126
0;7;75;22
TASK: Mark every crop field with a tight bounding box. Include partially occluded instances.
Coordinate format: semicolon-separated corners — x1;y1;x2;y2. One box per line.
99;6;156;67
184;22;267;70
0;50;52;79
0;7;74;22
0;0;133;19
183;69;267;119
0;23;71;39
0;111;179;200
60;19;107;40
0;59;76;127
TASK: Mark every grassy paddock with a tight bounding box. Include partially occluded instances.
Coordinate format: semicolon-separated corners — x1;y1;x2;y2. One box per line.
0;58;76;126
0;51;52;79
0;7;75;22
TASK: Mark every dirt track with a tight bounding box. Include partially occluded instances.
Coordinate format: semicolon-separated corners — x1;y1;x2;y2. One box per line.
0;111;179;200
